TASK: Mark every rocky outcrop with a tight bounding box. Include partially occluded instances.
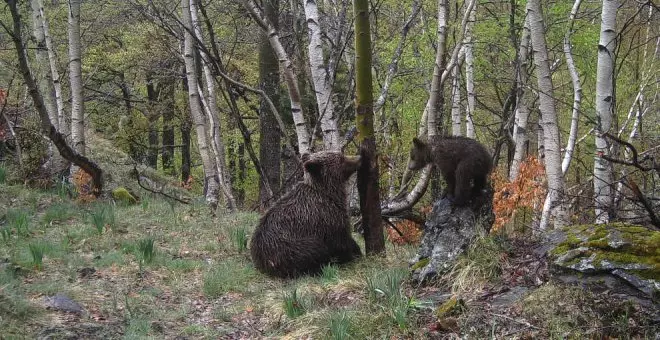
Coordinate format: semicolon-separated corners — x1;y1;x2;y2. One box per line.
547;223;659;300
410;185;495;282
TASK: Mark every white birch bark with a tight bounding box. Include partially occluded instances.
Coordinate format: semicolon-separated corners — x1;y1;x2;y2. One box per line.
304;0;340;151
527;0;568;229
181;0;220;209
30;0;58;129
450;65;462;136
561;0;583;175
426;0;449;138
593;0;618;224
243;0;310;154
68;0;84;155
464;2;476;139
41;1;66;137
510;18;532;181
189;0;237;210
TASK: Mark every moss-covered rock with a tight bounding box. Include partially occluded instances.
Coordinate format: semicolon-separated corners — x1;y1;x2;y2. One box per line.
111;187;138;205
548;223;659;299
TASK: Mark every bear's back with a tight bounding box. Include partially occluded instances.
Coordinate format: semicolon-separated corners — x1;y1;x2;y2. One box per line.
431;136;492;173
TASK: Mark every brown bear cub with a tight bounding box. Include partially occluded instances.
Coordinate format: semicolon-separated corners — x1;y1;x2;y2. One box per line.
250;151;362;278
409;136;492;206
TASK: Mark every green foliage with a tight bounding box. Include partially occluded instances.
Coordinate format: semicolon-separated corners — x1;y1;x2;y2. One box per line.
42;203;73;225
282;289;305;319
365;267;408;301
328;311;353;340
112;187;138;205
28;242;46;270
0;164;6;184
137;238;155;266
6;209;30;236
320;264;339;285
228;226;248;252
202;260;256;298
1;227;10;242
90;203;115;234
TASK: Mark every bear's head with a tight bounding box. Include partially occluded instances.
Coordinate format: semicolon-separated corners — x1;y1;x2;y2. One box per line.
408;137;431;170
301;151;361;188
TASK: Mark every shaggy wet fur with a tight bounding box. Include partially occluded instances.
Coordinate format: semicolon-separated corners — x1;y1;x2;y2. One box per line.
409;136;492;206
250;151;362;278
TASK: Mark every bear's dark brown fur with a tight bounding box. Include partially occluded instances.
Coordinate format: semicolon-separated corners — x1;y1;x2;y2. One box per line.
409;136;492;206
250;151;362;278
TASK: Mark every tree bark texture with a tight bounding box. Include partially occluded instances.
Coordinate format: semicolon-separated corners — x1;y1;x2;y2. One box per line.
451;66;462;136
593;0;618;224
464;1;476;139
561;0;583;175
510;18;532;181
426;0;448;138
67;0;84;155
526;0;568;229
354;0;384;255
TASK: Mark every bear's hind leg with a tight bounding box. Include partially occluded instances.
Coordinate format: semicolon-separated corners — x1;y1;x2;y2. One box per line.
452;163;473;206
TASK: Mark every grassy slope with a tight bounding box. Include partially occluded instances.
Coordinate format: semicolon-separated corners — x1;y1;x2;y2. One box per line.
0;183;427;339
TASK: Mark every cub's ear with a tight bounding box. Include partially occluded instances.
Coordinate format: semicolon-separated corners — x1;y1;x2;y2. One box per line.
301;153;311;162
303;159;322;176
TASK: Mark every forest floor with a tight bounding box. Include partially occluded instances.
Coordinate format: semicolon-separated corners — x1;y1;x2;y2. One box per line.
1;181;658;339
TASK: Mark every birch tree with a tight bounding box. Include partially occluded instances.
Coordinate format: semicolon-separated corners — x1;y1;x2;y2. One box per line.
593;0;618;224
304;0;340;150
30;0;58;129
450;65;462;136
509;18;532;181
561;0;583;175
464;1;476;139
526;0;568;229
68;0;85;155
426;0;448;138
181;0;220;209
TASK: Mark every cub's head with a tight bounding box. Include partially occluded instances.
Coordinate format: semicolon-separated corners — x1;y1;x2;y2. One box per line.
408;137;431;170
301;151;361;187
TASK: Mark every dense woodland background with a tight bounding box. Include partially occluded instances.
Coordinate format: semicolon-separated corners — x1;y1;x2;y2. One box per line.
0;0;659;337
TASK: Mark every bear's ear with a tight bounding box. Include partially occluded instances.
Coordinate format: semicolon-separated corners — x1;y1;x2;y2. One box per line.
301;153;311;162
412;137;425;147
303;159;323;176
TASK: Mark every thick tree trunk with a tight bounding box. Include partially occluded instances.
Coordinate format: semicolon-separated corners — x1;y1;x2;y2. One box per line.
7;0;102;194
257;0;281;209
354;0;384;255
304;0;340;151
68;0;84;155
181;0;219;209
593;0;618;224
527;0;568;229
510;18;532;181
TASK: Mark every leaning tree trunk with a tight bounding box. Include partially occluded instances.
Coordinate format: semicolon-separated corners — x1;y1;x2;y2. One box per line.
30;0;58;128
6;0;102;194
593;0;618;224
464;1;476;139
527;0;568;230
68;0;84;156
38;0;66;136
181;0;220;210
354;0;384;255
304;0;340;151
561;0;583;175
510;18;532;181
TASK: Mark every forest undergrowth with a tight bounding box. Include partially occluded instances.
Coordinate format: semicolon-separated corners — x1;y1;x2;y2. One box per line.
0;177;658;338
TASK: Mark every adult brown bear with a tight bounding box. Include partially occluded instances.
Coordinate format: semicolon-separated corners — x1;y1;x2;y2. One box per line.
409;136;492;206
250;151;362;278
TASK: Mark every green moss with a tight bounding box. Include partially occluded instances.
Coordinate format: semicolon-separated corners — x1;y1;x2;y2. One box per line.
112;187;137;205
411;258;430;270
435;296;464;318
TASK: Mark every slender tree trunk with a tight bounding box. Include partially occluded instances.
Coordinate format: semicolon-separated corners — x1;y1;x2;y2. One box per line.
39;0;66;136
561;0;583;175
510;18;532;181
67;0;84;155
593;0;618;224
162;81;175;175
190;0;237;210
181;0;219;209
354;0;384;255
527;0;568;229
6;0;102;194
426;0;448;138
257;0;281;209
181;114;192;184
243;0;311;154
464;1;476;139
451;66;462;136
304;0;340;150
30;0;58;128
145;77;160;169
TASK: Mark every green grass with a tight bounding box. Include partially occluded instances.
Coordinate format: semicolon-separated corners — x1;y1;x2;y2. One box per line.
328;310;354;340
6;209;30;236
89;203;115;234
202;259;257;298
42;203;74;225
228;226;249;252
137;238;155;265
321;264;339;285
283;289;306;318
28;242;47;270
0;164;6;184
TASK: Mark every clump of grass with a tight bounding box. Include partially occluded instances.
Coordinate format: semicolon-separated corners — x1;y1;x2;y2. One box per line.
283;289;305;318
0;164;7;184
7;210;30;236
137;238;156;266
203;260;257;298
90;203;115;234
366;267;408;301
448;236;506;293
28;242;47;270
320;264;339;285
42;203;73;225
54;180;75;199
1;227;10;242
328;311;353;340
228;226;249;252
